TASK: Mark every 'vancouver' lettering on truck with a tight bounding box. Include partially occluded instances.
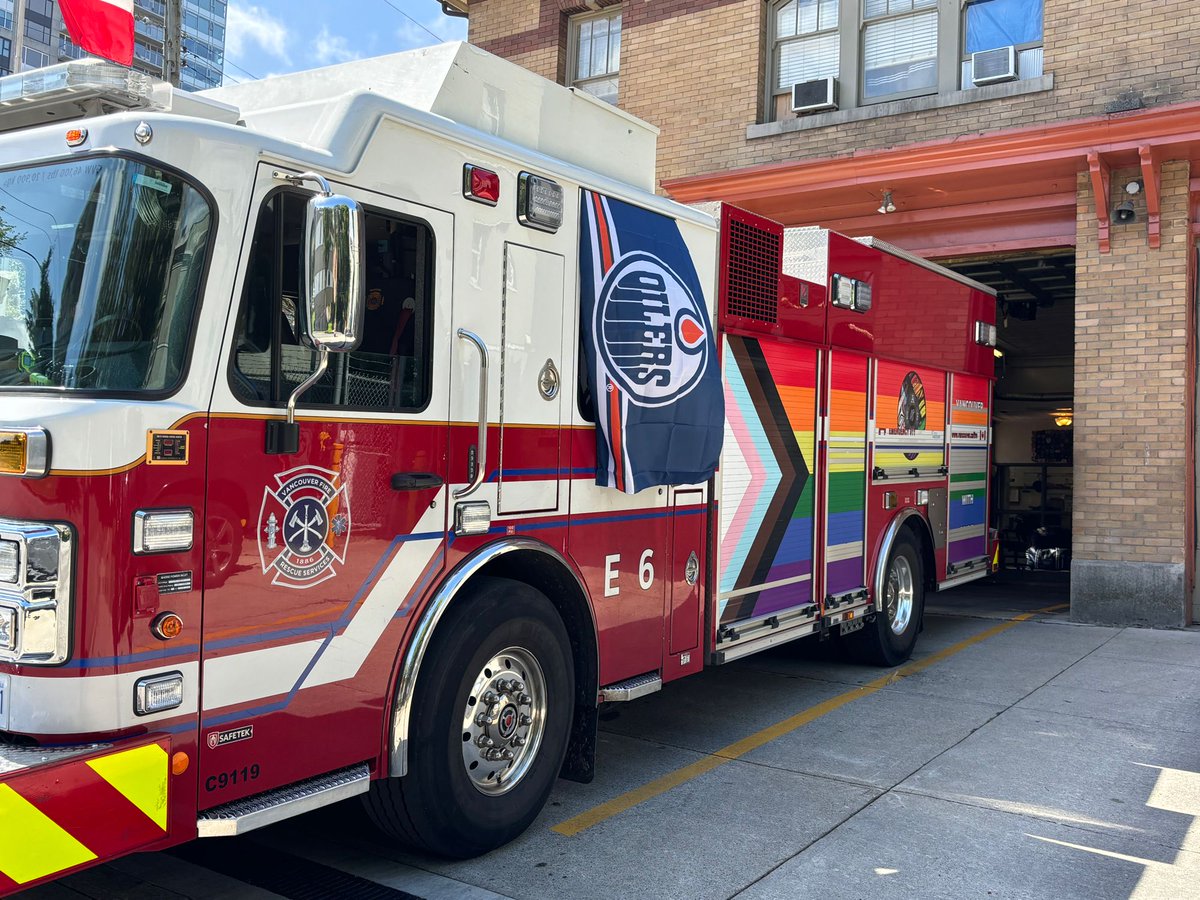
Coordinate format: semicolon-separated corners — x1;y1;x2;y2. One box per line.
0;42;996;892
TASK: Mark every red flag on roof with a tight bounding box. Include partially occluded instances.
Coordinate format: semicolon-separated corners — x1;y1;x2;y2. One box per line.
59;0;135;67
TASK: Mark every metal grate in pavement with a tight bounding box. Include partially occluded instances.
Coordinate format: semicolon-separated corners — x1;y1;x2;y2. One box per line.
172;839;424;900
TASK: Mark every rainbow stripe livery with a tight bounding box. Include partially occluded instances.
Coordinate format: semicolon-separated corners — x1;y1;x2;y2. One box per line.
825;353;868;598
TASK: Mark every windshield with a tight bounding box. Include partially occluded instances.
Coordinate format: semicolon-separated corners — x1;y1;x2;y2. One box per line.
0;157;212;393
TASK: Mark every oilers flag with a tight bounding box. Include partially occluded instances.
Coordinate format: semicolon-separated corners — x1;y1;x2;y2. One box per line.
579;190;724;493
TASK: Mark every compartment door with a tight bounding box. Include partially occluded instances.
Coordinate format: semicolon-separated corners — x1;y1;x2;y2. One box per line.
824;351;869;604
716;335;820;630
947;373;992;576
669;490;706;656
498;243;567;515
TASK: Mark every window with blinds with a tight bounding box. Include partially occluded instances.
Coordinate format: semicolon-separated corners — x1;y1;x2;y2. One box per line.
764;0;1045;120
961;0;1044;88
862;0;938;99
774;0;840;92
572;10;622;105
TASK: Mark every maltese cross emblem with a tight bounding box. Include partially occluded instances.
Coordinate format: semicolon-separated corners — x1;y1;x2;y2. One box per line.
257;465;351;589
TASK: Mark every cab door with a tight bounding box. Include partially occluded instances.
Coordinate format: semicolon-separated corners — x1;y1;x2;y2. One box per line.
198;171;454;806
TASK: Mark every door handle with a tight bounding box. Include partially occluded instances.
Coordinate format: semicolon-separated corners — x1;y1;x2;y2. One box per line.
391;472;445;491
455;328;489;499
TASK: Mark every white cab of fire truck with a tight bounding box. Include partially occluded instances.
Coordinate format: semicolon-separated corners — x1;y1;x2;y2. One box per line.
0;42;719;869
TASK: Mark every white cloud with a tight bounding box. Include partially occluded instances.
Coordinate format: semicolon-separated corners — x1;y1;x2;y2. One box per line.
226;3;291;65
312;26;361;66
393;12;464;51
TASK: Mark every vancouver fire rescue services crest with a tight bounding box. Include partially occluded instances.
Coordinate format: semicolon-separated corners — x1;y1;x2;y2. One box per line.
258;466;351;589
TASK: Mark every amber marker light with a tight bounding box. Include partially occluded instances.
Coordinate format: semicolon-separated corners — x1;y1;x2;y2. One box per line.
151;612;184;641
0;432;27;475
65;127;88;147
0;428;49;477
172;752;190;776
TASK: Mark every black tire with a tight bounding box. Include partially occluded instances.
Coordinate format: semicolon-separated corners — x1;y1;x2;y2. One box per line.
365;577;574;858
846;534;925;667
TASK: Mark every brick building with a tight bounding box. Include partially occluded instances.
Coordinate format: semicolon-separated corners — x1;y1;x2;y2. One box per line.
440;0;1199;627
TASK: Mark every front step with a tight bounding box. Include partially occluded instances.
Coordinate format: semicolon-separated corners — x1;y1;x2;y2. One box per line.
599;671;662;702
197;763;370;837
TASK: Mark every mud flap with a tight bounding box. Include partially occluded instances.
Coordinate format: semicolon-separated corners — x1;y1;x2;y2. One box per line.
559;703;597;784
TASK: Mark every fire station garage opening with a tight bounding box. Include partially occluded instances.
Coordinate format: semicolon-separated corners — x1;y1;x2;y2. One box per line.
945;250;1075;597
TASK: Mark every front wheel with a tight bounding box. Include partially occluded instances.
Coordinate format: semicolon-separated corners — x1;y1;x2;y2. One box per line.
365;577;574;857
846;534;925;666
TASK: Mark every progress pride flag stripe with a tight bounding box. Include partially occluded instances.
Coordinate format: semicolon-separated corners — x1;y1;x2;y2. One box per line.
60;0;134;66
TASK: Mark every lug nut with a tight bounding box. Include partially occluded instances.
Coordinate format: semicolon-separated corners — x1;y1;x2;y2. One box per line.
518;693;532;705
513;736;526;747
482;690;498;704
503;749;515;760
519;713;532;726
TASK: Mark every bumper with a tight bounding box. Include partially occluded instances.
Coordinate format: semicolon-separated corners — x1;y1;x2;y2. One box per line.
0;735;172;894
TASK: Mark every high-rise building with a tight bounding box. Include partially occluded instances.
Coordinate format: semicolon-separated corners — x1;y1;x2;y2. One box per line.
0;0;225;90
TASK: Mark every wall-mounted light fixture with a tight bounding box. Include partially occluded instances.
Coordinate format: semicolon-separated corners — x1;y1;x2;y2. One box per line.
877;190;896;215
1113;179;1142;223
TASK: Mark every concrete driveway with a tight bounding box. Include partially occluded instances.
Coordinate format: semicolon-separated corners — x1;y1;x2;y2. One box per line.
27;577;1200;900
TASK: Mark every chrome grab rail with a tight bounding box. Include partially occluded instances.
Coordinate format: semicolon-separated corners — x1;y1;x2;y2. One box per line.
454;329;488;498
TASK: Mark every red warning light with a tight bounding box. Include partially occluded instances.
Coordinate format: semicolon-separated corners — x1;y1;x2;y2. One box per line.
464;164;500;206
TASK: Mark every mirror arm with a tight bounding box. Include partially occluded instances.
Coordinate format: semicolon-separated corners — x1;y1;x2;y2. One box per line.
286;349;329;425
266;349;329;455
273;170;333;196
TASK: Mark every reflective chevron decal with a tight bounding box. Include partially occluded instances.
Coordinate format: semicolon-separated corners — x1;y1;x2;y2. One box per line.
0;740;170;891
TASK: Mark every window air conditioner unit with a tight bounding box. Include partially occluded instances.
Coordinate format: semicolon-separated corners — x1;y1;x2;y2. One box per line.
792;77;838;113
971;46;1017;86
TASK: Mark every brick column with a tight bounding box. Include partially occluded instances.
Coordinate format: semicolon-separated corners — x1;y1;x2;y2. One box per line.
1071;159;1193;626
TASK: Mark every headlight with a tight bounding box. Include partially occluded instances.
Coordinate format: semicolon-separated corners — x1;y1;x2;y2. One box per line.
0;607;15;652
0;540;17;584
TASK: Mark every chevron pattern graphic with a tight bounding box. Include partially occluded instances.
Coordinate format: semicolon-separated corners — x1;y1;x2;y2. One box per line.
718;335;817;626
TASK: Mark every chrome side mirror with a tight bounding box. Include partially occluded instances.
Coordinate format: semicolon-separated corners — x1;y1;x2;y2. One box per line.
266;170;365;455
302;189;364;352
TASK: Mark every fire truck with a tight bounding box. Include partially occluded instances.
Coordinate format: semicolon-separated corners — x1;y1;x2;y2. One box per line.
0;43;995;892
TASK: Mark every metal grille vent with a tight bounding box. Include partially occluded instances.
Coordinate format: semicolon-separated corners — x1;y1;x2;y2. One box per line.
726;218;781;324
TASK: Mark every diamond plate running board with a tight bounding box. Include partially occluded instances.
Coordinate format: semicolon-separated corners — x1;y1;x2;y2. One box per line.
197;763;370;837
599;671;662;702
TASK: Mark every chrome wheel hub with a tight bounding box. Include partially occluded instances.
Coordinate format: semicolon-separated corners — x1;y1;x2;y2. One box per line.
885;555;915;635
461;646;546;795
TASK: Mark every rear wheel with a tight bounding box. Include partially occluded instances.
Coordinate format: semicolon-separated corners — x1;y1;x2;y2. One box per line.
846;534;924;666
365;577;573;857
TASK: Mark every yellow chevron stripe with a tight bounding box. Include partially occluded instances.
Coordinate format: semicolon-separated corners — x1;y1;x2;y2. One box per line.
86;744;169;831
0;784;96;884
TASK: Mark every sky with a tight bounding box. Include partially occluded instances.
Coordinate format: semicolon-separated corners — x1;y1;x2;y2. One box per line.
221;0;468;85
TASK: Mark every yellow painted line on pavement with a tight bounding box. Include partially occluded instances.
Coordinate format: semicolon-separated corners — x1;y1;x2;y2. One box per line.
552;603;1069;837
